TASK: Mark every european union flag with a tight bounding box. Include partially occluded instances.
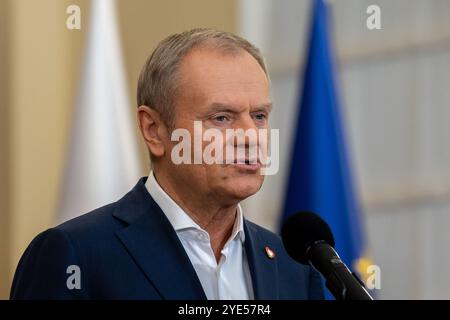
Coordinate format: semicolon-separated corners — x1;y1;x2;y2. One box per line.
280;0;372;296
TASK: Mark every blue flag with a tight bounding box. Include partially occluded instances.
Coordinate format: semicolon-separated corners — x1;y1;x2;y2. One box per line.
280;0;372;295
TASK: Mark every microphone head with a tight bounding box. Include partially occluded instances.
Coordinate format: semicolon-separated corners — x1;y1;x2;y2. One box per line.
281;211;335;265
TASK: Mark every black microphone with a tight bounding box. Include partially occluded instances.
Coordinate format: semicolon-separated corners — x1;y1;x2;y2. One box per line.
281;211;373;300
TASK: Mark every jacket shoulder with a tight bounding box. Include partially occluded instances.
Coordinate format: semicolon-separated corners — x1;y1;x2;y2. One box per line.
55;201;123;238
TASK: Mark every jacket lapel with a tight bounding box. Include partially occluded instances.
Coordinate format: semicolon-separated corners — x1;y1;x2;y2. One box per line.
244;220;279;299
113;178;207;300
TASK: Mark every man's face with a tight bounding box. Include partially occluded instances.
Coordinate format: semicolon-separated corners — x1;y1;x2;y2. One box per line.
162;47;271;206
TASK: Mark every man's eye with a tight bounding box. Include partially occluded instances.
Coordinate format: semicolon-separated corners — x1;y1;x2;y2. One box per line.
254;113;267;121
214;115;229;122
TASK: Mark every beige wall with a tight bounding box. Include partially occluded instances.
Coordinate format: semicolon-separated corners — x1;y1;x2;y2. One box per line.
0;0;237;299
0;0;11;300
2;0;89;298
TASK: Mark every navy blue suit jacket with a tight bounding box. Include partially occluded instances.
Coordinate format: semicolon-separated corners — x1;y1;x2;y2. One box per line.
10;177;324;300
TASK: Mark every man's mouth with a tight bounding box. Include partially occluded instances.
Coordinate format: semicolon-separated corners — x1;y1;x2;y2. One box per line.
231;158;261;171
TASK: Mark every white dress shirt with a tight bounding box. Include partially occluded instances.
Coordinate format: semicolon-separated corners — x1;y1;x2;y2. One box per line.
145;171;254;300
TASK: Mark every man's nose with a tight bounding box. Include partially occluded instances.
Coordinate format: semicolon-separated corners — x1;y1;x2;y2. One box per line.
233;114;259;148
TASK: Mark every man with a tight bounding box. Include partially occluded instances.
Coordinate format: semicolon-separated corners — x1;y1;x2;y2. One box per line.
10;28;324;300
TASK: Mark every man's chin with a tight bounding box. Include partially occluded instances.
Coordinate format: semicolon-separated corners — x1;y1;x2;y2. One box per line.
224;178;263;201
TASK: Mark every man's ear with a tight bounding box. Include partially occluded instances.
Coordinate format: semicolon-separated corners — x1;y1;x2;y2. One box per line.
137;105;167;158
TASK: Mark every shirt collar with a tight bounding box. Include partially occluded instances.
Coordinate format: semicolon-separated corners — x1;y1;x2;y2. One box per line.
145;171;245;243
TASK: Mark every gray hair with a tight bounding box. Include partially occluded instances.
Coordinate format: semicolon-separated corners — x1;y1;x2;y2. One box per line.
137;28;268;128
